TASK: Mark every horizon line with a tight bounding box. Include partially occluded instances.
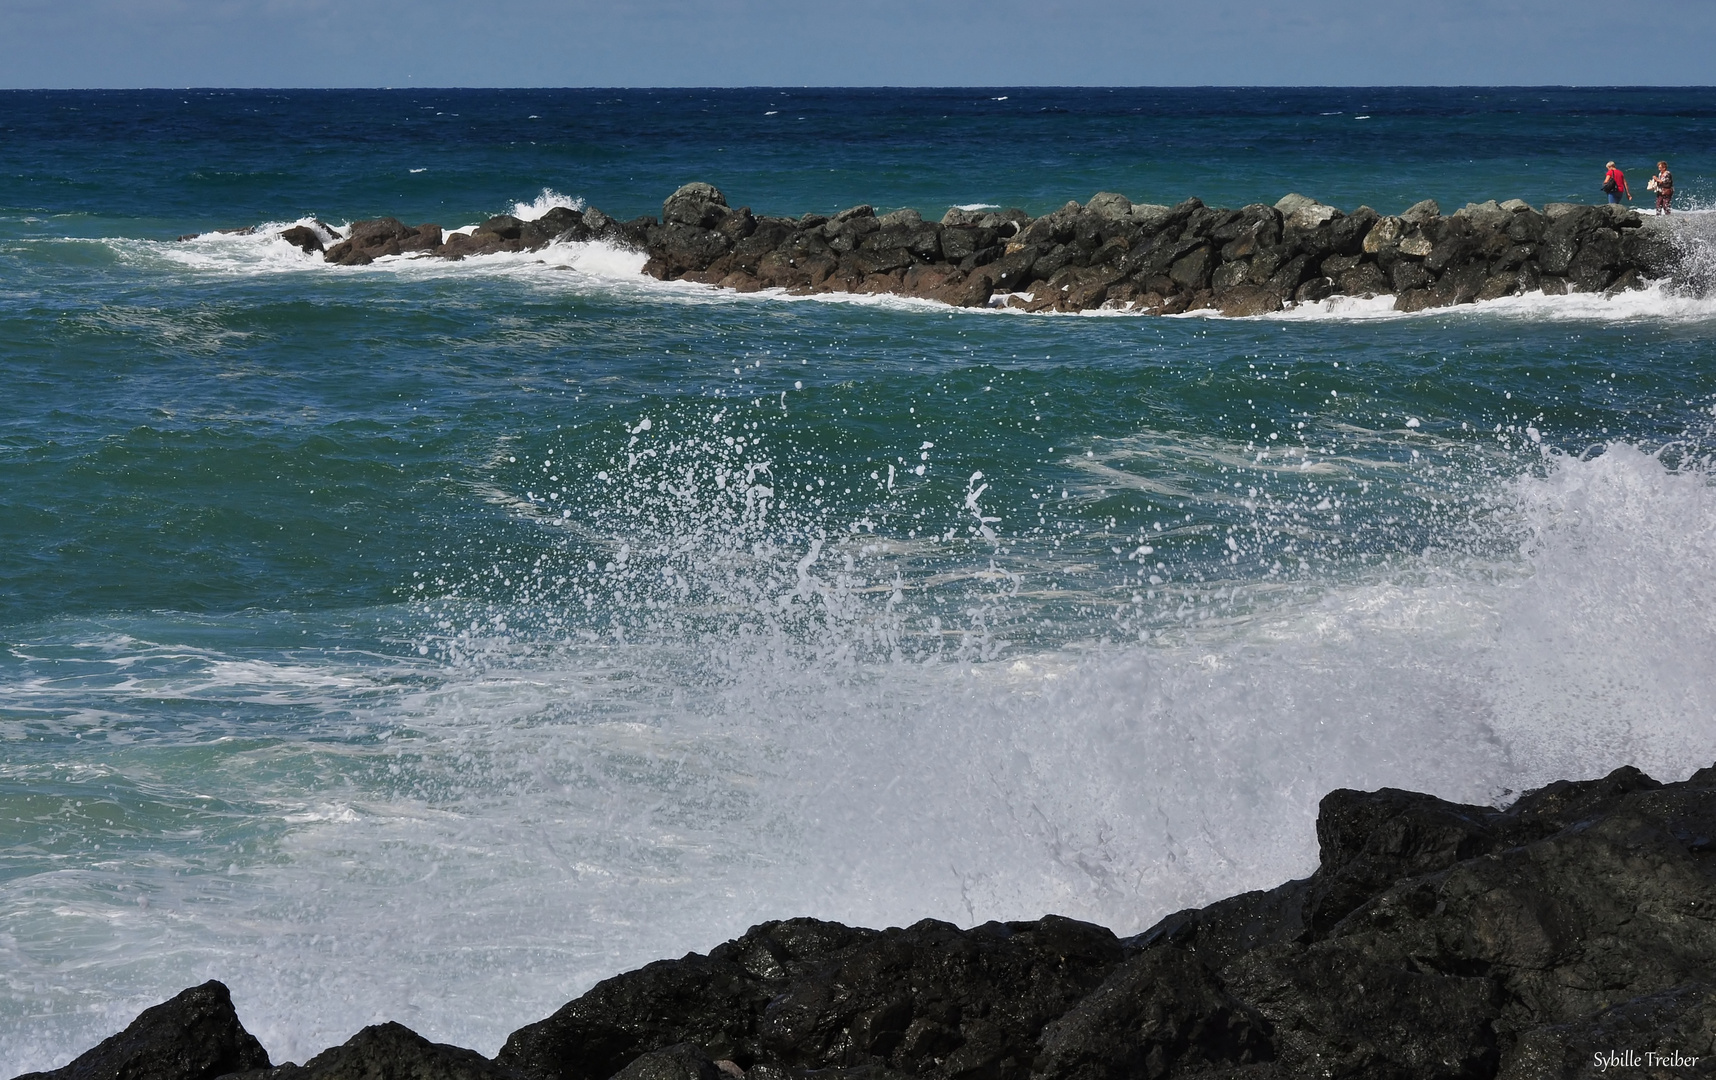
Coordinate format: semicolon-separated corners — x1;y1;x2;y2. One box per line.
4;83;1716;93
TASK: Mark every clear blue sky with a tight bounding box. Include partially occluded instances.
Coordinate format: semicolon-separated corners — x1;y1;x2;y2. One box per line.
2;0;1711;88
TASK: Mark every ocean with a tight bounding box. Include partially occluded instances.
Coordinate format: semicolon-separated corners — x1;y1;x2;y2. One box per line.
2;86;1714;1071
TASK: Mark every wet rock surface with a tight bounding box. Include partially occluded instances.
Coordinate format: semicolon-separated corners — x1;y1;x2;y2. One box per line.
20;763;1716;1080
206;183;1687;316
14;981;270;1080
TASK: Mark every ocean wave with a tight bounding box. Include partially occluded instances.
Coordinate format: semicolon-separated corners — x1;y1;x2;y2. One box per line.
510;187;586;221
1260;278;1716;323
4;435;1712;1069
104;223;652;287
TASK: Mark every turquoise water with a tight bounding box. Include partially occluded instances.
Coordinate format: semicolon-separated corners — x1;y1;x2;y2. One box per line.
4;88;1716;1071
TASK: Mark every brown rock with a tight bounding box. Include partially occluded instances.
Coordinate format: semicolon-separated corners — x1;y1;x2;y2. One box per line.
1104;281;1142;307
857;271;904;294
1022;288;1062;313
279;225;324;254
1216;285;1284;317
754;251;804;289
717;272;764;293
441;230;516;261
325;217;430;264
941;271;997;308
902;264;960;298
1393;288;1438;312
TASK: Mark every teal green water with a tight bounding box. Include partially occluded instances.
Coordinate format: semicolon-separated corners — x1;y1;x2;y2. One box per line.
3;88;1716;1071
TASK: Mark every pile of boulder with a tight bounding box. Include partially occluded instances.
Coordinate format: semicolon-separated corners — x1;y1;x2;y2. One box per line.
18;762;1716;1080
275;204;651;267
250;181;1683;316
635;183;1682;314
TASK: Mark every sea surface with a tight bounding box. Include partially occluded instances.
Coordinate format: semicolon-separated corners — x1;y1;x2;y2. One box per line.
3;87;1716;1071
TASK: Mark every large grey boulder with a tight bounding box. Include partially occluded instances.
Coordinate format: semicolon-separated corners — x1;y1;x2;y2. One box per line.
1085;191;1133;220
661;183;729;228
1400;198;1441;225
1275;193;1340;230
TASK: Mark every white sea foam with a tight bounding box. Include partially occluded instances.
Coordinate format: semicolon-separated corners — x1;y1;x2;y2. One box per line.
510;188;586;221
1263;278;1716;324
10;189;1716;1069
4;439;1713;1070
113;223;652;294
590;268;1716;325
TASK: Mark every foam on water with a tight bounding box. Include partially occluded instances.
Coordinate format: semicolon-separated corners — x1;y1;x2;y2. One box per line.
1265;279;1716;324
114;226;651;290
5;438;1713;1071
510;188;586;221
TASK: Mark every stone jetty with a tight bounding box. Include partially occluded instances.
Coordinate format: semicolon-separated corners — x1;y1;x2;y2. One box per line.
261;182;1686;315
18;761;1716;1080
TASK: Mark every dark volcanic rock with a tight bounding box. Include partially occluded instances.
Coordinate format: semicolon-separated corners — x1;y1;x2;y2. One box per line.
476;214;526;241
530;206;590;243
758;916;1123;1077
325;218;442;264
215;183;1688;313
239;1022;518;1080
642;223;731;278
14;980;269;1080
493;763;1716;1079
498;948;772;1080
1301;786;1499;935
498;915;1125;1080
609;1044;722;1080
440;230;515;260
31;763;1716;1080
1214;284;1282;317
1034;947;1274;1079
279;225;324;254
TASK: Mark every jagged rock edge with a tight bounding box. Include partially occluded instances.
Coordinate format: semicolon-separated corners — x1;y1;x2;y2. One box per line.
18;762;1716;1080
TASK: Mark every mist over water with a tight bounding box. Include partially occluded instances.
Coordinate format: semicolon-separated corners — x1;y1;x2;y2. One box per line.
4;88;1716;1072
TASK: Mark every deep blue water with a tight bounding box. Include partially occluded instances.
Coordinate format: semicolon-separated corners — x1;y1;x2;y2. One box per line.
3;88;1715;1072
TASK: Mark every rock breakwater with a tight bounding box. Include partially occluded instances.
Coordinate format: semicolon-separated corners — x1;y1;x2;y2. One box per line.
248;182;1688;315
18;763;1716;1080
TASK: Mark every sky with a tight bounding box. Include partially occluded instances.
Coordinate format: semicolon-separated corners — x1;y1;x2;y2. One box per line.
0;0;1712;88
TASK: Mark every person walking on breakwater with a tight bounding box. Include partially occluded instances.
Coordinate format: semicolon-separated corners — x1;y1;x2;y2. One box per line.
1603;161;1631;204
1648;161;1673;214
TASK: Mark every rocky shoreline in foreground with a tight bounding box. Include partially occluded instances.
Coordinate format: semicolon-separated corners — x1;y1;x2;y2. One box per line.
19;763;1716;1080
238;182;1692;315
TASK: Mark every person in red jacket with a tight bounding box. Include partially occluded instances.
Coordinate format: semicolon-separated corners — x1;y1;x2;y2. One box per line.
1603;162;1631;205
